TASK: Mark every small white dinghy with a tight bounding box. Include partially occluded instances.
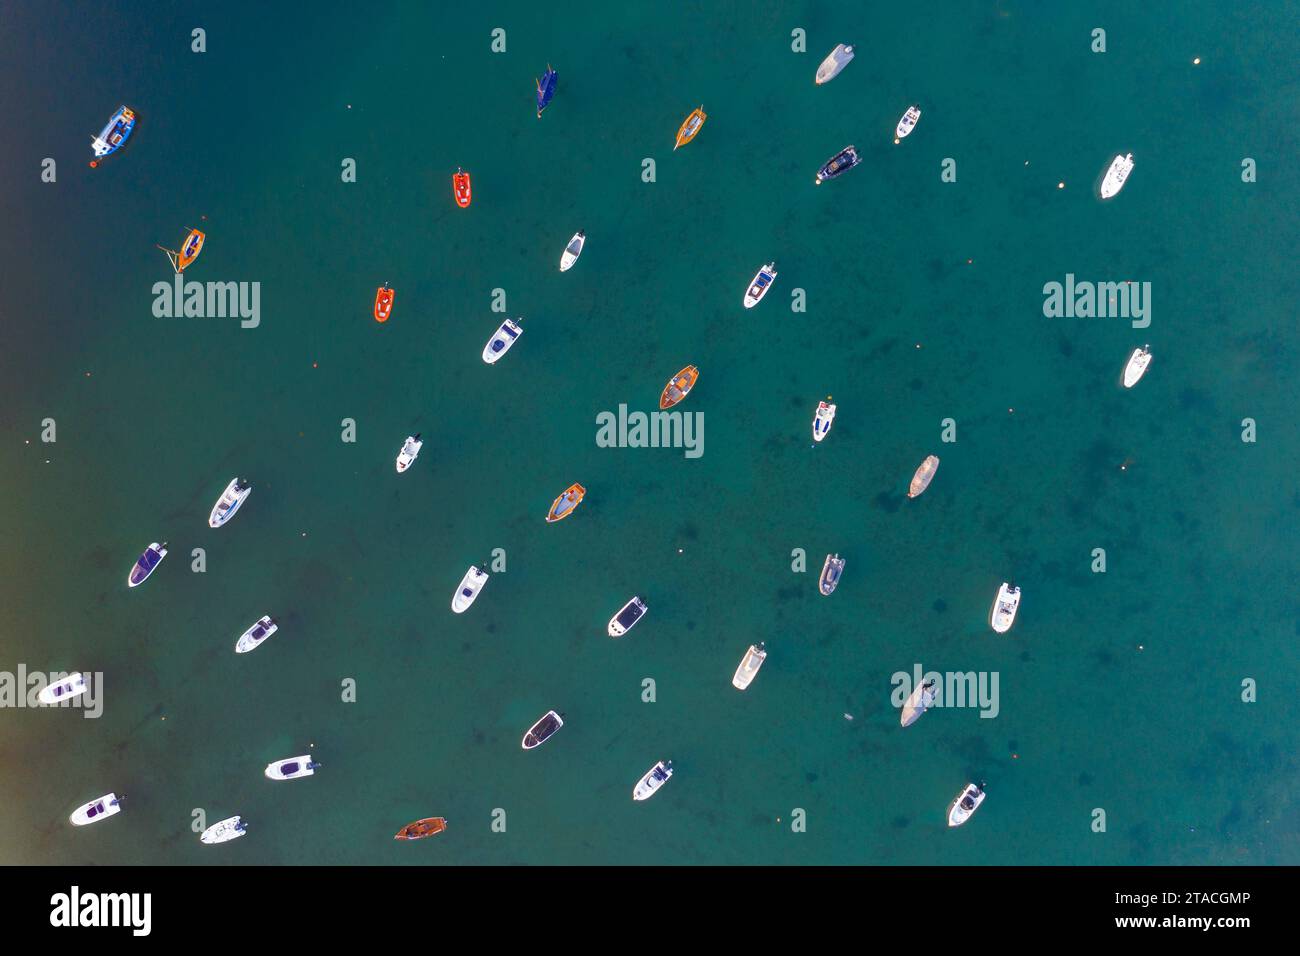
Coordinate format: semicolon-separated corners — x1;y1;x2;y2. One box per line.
396;434;423;473
522;710;564;750
812;401;837;442
1123;345;1152;388
947;782;986;827
815;44;855;84
731;642;767;690
39;672;87;705
990;583;1021;634
895;105;921;141
819;553;845;595
451;565;489;613
70;793;122;827
560;231;585;271
235;615;278;653
127;542;167;588
200;815;248;844
742;262;777;308
632;759;674;801
900;678;937;727
908;455;940;498
265;755;321;780
483;319;523;364
208;478;252;528
1099;152;1135;199
608;596;648;637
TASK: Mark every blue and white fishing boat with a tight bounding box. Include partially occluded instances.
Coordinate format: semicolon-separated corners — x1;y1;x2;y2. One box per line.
70;793;122;827
743;262;777;308
536;65;558;118
483;319;523;364
127;542;167;588
815;145;860;184
89;105;136;166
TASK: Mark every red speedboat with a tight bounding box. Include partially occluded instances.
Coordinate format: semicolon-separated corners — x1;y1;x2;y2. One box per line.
453;168;471;208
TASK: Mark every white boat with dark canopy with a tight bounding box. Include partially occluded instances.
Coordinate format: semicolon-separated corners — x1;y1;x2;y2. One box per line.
127;542;167;588
452;565;489;613
990;583;1021;634
1123;345;1152;388
743;262;777;308
396;434;423;473
265;755;321;780
731;643;767;690
608;596;648;637
812;401;836;442
235;615;278;653
200;815;248;844
70;793;122;827
208;478;252;528
819;554;845;595
632;760;674;801
947;782;986;827
895;105;921;141
815;145;860;184
483;319;523;364
815;44;855;84
39;672;87;705
522;710;564;749
560;231;585;271
901;678;937;727
1099;153;1134;199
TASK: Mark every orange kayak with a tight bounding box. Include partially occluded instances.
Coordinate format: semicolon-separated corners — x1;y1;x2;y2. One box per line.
394;817;447;841
660;365;699;409
374;283;394;323
546;483;586;523
453;168;471;208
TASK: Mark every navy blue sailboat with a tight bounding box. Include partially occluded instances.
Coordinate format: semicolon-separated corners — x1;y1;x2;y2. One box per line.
536;64;558;118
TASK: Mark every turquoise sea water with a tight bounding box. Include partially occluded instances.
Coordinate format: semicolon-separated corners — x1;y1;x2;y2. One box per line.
1;0;1297;865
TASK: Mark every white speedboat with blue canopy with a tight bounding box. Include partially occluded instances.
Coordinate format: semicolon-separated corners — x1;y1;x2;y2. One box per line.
633;760;673;801
235;615;278;653
209;478;251;528
127;542;167;588
39;672;87;705
70;793;122;826
265;755;321;780
452;565;489;613
483;320;523;364
200;815;248;844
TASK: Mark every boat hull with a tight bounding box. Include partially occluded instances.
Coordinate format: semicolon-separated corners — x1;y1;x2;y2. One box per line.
546;483;586;522
522;710;564;749
1122;346;1151;388
374;285;394;323
947;785;985;827
453;169;472;207
633;761;673;801
265;756;316;780
895;106;921;140
90;106;136;163
38;673;87;705
395;817;447;840
812;402;836;442
743;263;777;308
70;793;120;827
536;67;558;118
396;437;423;472
819;554;845;595
235;616;277;653
200;815;246;844
209;478;251;527
990;583;1021;633
452;566;489;613
659;365;699;409
674;107;706;149
901;682;936;727
127;543;167;588
483;320;523;363
732;644;767;690
908;455;940;498
608;597;648;637
815;44;855;84
1099;153;1134;199
560;231;585;271
815;146;859;184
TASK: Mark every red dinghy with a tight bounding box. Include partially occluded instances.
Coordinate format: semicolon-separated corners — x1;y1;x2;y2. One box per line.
453;168;471;208
374;283;394;323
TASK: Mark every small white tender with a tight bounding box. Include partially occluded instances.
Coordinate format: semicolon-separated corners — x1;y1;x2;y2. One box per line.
1123;345;1152;388
731;643;767;690
990;583;1021;634
608;596;648;637
396;434;423;473
947;782;986;827
895;105;921;140
235;615;278;653
560;231;585;271
265;755;321;780
200;815;248;844
70;793;122;827
452;565;489;613
633;760;674;801
39;672;88;705
209;478;252;528
815;44;855;84
1099;152;1135;199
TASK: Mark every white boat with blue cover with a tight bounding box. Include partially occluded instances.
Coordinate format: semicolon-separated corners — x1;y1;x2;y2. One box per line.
265;755;321;780
815;44;855;84
743;262;777;308
608;596;648;637
200;815;248;844
89;105;136;164
812;401;836;442
560;231;585;271
209;478;251;528
70;793;122;826
452;565;489;613
895;105;921;141
235;615;278;653
633;760;673;801
483;320;523;364
39;672;87;705
127;542;167;588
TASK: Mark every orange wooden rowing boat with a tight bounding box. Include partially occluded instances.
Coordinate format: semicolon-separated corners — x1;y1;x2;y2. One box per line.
394;817;447;840
660;365;699;409
546;482;586;523
453;168;471;208
374;283;394;323
674;106;706;150
177;228;205;270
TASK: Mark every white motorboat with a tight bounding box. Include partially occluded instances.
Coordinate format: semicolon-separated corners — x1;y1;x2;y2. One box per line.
815;44;855;84
560;231;585;271
990;583;1021;634
69;793;122;827
742;262;777;308
265;755;321;780
200;815;248;844
895;105;921;141
451;565;489;613
235;615;278;653
208;478;252;528
127;542;167;588
900;678;937;727
819;554;845;595
812;401;836;442
908;455;940;498
1099;152;1135;199
522;710;564;749
38;672;87;705
482;319;523;364
395;434;423;473
947;782;986;827
632;760;674;801
731;642;767;690
608;596;648;637
1123;345;1152;388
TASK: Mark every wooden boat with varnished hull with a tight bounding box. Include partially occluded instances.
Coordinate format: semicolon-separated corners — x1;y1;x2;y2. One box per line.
674;106;706;150
394;817;448;840
660;365;699;409
546;483;586;523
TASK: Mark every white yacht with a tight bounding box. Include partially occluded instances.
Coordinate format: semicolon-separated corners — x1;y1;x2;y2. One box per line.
265;755;321;780
608;596;648;637
812;401;836;442
235;615;278;653
815;44;855;84
451;565;489;613
900;678;937;727
632;760;674;801
819;554;845;595
200;815;248;844
208;478;252;528
742;262;777;308
127;542;167;588
947;782;986;827
70;793;122;827
560;231;585;271
1123;345;1152;388
1099;153;1135;199
990;583;1021;634
39;672;87;705
895;105;921;140
522;710;564;749
395;434;423;473
483;319;523;364
731;643;767;690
